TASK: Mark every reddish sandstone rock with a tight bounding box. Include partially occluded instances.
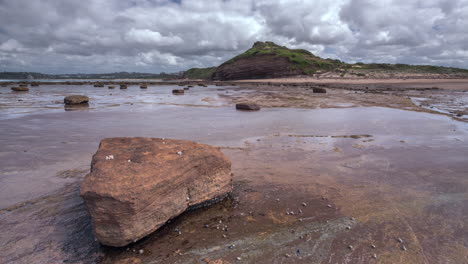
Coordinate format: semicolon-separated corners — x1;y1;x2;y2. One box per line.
80;137;232;247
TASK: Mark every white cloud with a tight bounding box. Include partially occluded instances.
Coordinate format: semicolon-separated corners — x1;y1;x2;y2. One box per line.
0;0;467;73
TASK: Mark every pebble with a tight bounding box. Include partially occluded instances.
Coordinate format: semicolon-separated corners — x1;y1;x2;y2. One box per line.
139;249;144;254
284;254;291;258
348;245;354;250
298;209;303;214
127;159;131;163
177;151;183;155
204;224;209;228
228;244;235;249
186;197;190;201
105;155;114;160
301;202;307;207
346;226;351;230
298;218;303;222
327;204;332;208
236;257;241;261
401;245;407;251
371;244;376;249
372;254;377;259
222;234;227;238
397;237;404;243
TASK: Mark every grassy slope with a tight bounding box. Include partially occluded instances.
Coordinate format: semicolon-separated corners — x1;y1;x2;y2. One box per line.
182;67;216;79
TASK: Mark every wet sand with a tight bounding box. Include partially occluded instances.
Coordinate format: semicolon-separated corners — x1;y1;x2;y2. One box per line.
1;82;467;263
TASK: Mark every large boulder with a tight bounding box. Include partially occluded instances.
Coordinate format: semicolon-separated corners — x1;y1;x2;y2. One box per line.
80;137;232;247
64;95;89;105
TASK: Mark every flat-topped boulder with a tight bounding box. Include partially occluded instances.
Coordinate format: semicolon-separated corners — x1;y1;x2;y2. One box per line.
64;95;89;105
11;86;29;92
80;137;232;247
236;103;261;111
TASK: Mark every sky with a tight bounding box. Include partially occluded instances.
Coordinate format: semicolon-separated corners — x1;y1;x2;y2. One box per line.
1;0;468;74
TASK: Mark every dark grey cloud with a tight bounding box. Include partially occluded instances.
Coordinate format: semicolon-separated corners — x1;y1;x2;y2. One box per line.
0;0;467;73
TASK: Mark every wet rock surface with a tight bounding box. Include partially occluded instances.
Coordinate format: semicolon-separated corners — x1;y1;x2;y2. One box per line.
0;82;468;263
64;95;89;105
80;137;232;247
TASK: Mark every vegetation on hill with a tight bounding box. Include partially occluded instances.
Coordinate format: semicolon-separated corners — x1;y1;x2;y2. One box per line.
222;41;346;75
182;67;216;79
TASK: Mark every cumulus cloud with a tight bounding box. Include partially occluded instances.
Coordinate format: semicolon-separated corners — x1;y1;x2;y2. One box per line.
0;0;467;73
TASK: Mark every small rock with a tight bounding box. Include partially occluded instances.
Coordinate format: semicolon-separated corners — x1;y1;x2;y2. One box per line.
371;244;376;249
301;202;307;207
397;237;404;243
203;224;209;228
11;86;29;92
172;89;184;95
177;151;183;155
327;204;332;208
228;244;235;249
348;245;354;250
105;155;114;160
401;245;407;251
284;254;291;258
235;103;261;111
138;249;144;254
64;95;89;105
313;87;327;93
346;226;351;230
236;257;241;261
372;254;377;259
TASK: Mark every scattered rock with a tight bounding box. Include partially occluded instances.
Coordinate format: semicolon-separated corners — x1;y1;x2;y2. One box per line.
235;103;261;111
64;95;89;105
11;86;29;92
120;84;127;89
140;85;148;89
313;87;327;93
172;89;185;95
108;86;115;89
184;87;190;90
80;137;232;247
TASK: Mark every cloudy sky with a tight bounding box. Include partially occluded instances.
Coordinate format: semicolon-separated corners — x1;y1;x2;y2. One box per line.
1;0;468;74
